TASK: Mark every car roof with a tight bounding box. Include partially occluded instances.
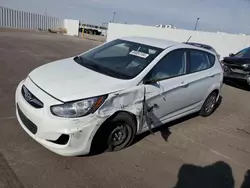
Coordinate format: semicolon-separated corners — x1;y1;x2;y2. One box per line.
118;36;217;55
120;36;180;49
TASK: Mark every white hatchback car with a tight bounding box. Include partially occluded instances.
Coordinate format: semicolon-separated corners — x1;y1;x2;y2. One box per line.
15;37;223;156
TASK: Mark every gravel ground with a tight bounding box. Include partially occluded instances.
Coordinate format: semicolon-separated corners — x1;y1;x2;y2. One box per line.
0;28;250;188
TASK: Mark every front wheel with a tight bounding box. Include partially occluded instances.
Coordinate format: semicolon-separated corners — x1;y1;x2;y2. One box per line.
91;112;137;154
106;113;136;151
199;91;218;117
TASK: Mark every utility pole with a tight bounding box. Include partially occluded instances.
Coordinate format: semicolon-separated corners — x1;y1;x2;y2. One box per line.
194;17;200;31
112;12;116;23
45;8;48;30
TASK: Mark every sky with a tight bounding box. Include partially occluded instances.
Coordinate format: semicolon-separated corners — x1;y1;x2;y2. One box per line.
1;0;250;34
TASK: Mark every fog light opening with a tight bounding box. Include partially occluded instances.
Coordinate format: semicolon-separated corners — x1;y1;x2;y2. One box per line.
47;134;70;145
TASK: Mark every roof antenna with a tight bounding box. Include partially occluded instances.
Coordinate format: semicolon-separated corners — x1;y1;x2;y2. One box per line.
186;36;192;43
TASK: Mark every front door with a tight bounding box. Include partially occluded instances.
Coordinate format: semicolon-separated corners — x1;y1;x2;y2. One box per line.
143;49;191;129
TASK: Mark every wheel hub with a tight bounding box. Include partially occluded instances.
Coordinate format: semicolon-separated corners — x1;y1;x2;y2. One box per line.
205;94;216;113
110;125;128;146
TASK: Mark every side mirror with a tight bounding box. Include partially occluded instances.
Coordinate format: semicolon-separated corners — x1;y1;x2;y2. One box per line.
143;72;158;85
143;78;158;85
144;80;153;85
229;53;235;57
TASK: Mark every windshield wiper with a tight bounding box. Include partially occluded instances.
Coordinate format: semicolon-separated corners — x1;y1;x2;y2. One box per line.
74;55;84;64
89;63;120;78
74;56;98;70
74;56;120;78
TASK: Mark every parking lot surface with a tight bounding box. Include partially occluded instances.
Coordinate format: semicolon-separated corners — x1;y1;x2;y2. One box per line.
0;29;250;188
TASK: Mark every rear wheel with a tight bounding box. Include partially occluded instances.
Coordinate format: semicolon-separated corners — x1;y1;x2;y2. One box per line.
199;91;218;117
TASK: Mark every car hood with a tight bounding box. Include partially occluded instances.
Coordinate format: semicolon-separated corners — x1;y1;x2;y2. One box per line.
223;56;250;65
28;57;129;102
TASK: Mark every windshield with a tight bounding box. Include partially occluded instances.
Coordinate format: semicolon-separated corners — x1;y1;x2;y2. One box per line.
75;39;163;79
235;47;250;58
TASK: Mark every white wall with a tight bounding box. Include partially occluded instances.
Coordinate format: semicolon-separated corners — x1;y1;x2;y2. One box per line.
107;23;250;59
63;19;79;36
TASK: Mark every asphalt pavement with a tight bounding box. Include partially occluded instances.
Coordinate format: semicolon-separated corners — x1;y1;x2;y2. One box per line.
0;28;250;188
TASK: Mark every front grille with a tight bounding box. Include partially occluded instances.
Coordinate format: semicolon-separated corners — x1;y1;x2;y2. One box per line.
223;64;249;75
231;68;249;75
223;61;243;69
21;85;44;108
17;104;38;134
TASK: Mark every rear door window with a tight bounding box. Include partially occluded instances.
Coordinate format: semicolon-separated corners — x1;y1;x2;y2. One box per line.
188;50;215;73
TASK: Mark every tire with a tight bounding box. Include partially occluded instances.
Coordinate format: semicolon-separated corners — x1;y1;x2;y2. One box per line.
199;91;218;117
105;112;137;152
90;112;137;154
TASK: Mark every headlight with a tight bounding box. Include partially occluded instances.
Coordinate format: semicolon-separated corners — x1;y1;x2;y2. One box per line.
50;95;107;118
243;64;249;68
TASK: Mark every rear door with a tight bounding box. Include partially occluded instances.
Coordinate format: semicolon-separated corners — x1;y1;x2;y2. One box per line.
185;49;217;106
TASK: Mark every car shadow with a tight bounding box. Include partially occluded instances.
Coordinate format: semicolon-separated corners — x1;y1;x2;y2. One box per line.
132;112;198;145
173;161;250;188
133;95;222;145
86;96;222;157
223;78;250;91
86;112;198;157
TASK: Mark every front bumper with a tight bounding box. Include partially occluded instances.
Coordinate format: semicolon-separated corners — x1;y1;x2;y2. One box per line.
222;64;250;84
15;78;106;156
224;72;250;84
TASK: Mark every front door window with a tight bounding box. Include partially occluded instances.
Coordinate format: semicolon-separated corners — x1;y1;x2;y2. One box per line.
146;49;187;82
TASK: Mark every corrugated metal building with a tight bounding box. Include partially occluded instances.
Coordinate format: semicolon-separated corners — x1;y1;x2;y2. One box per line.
0;6;63;30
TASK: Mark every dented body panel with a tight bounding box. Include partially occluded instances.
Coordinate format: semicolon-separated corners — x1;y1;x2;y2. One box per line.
15;78;146;156
96;85;146;133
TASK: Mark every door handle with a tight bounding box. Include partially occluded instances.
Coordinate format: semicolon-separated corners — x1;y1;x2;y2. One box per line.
208;73;215;78
180;81;189;88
